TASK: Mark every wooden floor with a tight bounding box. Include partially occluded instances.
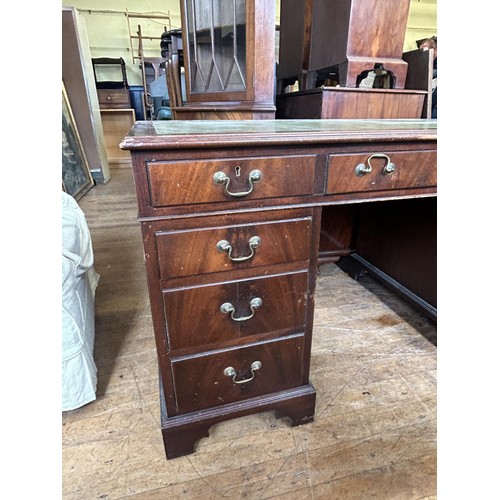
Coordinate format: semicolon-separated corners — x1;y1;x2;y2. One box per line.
62;168;437;499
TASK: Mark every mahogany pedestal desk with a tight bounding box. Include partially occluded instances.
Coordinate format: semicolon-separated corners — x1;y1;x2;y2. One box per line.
121;119;437;459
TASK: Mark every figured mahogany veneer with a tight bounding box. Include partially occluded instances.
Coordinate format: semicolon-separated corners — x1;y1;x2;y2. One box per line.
147;155;317;207
164;271;309;352
326;149;437;194
155;216;312;280
278;0;411;90
121;119;437;459
172;334;306;413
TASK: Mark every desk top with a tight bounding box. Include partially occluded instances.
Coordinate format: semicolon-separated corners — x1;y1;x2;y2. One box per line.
121;119;437;151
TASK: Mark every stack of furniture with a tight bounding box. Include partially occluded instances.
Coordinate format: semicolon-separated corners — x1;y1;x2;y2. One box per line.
126;10;172;120
276;0;429;120
92;58;136;166
278;0;412;90
169;0;276;120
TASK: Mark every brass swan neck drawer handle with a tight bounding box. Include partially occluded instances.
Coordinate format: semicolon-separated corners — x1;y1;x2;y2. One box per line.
224;361;262;384
216;235;261;262
220;297;263;322
213;169;262;197
355;153;396;176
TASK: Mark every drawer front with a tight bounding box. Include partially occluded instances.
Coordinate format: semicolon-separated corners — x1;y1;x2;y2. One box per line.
146;155;317;207
326;149;436;194
171;335;305;413
155;217;312;280
163;272;309;351
97;89;131;109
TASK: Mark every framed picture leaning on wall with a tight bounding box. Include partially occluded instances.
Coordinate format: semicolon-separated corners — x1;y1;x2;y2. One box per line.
62;82;94;201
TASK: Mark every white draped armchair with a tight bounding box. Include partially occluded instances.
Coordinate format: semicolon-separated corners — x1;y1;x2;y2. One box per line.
62;192;99;411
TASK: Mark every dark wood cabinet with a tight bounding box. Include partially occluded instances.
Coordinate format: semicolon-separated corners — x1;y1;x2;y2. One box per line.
121;119;437;459
176;0;277;119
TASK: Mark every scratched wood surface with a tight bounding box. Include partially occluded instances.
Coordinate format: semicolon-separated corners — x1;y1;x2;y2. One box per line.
62;168;437;499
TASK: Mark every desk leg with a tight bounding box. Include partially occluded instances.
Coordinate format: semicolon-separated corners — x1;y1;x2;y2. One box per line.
160;384;317;460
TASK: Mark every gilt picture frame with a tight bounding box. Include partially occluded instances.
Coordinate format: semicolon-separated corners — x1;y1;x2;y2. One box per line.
62;82;94;200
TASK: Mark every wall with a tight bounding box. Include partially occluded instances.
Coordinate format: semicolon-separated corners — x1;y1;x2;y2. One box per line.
62;1;181;86
405;0;437;50
63;0;436;87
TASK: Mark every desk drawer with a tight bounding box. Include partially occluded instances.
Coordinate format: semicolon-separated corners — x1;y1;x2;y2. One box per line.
163;271;308;351
171;335;305;414
326;149;436;194
146;155;317;207
155;216;312;280
97;89;131;109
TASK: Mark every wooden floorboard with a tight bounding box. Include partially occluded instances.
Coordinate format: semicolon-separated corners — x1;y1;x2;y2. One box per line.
63;167;437;499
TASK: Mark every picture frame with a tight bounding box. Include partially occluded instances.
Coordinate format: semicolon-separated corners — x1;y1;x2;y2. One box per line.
62;82;94;200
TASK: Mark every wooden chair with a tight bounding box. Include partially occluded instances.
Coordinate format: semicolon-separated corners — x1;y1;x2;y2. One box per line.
166;54;183;119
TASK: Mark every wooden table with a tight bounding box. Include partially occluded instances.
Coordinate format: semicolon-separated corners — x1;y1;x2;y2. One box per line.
121;119;437;459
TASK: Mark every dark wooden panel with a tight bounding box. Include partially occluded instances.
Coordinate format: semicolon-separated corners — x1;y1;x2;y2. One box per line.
277;0;307;80
319;205;357;258
355;197;437;307
276;92;325;119
403;48;434;118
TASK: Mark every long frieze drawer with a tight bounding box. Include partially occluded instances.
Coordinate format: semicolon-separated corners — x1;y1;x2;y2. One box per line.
155;217;312;280
146;155;317;207
163;271;309;351
171;335;305;414
326;149;436;194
